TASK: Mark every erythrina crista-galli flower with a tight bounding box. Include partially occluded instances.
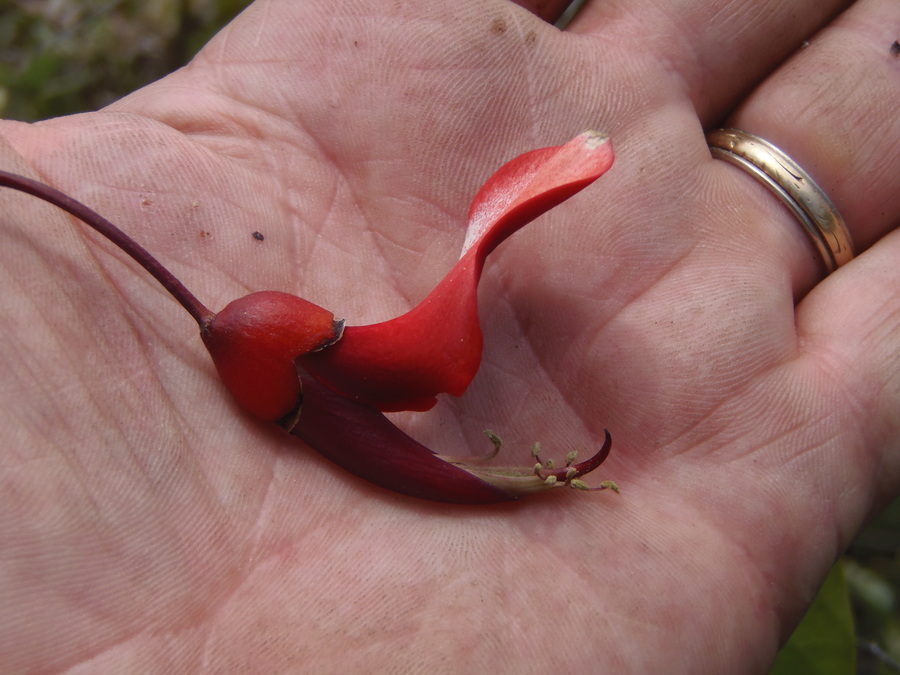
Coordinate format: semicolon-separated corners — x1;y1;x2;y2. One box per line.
0;131;617;504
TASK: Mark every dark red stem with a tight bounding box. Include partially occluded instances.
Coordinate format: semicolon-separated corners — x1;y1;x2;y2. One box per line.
0;170;215;327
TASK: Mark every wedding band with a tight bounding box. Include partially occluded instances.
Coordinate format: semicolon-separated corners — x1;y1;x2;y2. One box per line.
707;128;854;273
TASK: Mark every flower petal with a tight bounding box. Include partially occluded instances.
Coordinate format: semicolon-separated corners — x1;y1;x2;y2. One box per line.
302;131;614;411
288;364;515;503
288;364;614;503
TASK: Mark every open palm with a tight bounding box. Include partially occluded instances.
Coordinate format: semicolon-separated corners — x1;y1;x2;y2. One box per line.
2;0;898;671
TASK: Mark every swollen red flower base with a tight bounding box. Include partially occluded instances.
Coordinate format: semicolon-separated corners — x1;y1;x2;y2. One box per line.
0;131;617;504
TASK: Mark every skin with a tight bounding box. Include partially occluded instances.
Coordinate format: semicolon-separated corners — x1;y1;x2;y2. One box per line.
0;0;898;671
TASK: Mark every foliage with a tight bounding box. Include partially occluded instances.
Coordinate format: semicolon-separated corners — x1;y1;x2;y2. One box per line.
0;0;248;121
772;562;856;674
774;497;900;675
846;499;900;674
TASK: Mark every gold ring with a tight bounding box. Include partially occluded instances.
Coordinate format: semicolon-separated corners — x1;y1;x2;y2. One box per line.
707;128;854;273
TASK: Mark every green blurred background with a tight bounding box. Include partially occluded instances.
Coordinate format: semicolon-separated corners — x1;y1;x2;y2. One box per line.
0;0;248;120
2;2;899;672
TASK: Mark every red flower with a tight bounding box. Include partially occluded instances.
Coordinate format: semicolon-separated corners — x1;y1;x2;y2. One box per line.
302;131;616;414
1;131;617;504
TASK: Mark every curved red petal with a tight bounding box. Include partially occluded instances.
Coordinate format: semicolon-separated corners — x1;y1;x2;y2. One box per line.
461;130;614;260
302;132;615;411
289;364;515;503
300;255;479;411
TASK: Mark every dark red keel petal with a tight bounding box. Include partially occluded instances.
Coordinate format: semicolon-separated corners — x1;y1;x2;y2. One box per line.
302;131;614;412
289;365;515;504
290;365;615;502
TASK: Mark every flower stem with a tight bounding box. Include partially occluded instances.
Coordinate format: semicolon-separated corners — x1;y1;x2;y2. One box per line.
0;170;215;327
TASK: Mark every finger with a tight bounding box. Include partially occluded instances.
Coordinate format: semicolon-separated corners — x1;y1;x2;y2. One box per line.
795;227;900;504
713;0;900;291
567;0;852;122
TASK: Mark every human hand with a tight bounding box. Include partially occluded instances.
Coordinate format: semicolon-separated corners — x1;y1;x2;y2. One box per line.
1;0;898;671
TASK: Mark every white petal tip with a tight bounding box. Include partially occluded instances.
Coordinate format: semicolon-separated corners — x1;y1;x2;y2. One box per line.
580;130;611;149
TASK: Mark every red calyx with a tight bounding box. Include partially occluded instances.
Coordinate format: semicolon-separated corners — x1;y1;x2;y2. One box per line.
201;291;343;422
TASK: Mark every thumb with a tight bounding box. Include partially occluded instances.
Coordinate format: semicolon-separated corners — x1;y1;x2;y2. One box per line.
795;228;900;512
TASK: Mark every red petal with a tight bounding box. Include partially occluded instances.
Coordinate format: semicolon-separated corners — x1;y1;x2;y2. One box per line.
289;368;613;503
302;132;614;411
289;364;515;503
461;130;614;260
